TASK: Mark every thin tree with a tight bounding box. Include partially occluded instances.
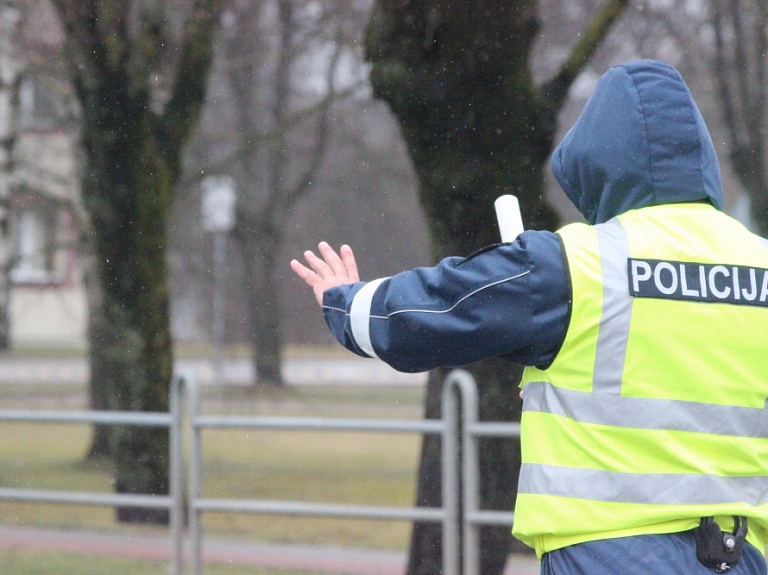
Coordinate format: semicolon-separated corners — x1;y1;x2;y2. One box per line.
50;0;223;523
0;0;23;350
711;0;768;236
196;0;367;385
231;0;334;385
364;1;628;573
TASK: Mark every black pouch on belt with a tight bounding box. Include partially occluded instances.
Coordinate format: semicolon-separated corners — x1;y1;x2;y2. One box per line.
693;516;748;572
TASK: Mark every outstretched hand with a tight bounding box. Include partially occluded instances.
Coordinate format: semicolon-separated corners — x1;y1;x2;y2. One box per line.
290;242;360;306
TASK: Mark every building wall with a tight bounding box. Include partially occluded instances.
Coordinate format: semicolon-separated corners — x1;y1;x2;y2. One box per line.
10;286;87;349
9;128;86;350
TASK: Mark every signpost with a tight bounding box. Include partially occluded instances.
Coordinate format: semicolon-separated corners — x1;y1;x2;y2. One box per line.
201;175;235;386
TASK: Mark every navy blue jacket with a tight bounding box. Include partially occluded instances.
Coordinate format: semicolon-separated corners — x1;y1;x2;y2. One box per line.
322;60;724;373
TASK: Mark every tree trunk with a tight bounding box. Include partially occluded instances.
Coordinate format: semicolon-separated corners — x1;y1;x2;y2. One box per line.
221;0;340;387
80;80;174;524
51;0;222;524
83;234;111;459
0;1;22;351
711;0;768;237
238;224;283;386
365;1;627;573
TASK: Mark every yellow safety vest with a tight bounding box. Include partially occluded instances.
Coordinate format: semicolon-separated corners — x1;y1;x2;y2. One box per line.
514;203;768;557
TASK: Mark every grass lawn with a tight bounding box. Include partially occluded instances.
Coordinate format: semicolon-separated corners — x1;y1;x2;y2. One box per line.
0;379;426;571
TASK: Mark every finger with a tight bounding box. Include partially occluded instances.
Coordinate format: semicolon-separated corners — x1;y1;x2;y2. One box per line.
290;259;320;286
340;245;359;282
303;249;333;278
318;241;347;277
292;259;325;307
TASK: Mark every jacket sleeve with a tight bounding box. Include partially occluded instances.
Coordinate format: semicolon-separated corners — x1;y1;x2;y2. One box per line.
321;230;571;373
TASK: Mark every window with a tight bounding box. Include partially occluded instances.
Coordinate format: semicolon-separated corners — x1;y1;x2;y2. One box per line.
10;207;56;284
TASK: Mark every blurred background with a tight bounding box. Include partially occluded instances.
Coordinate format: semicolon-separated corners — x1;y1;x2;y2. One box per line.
1;0;756;359
0;1;765;574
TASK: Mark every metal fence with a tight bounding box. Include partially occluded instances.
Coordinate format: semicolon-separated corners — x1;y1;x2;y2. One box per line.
0;375;186;573
0;368;520;575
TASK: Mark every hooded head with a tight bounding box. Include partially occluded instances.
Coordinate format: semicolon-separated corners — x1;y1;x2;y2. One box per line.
551;60;723;225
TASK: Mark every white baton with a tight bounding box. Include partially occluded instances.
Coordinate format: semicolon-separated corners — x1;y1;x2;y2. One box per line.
494;195;524;242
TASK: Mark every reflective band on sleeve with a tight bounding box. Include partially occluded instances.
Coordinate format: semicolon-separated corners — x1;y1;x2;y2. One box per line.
593;219;633;394
349;278;388;359
519;463;768;506
523;381;768;438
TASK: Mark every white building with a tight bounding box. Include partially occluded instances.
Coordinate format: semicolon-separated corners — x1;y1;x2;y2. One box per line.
8;72;87;350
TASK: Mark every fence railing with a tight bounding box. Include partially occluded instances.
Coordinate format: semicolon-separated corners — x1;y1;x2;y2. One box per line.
0;368;520;575
0;376;186;574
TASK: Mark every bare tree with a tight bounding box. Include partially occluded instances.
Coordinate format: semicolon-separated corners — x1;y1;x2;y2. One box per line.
50;0;223;524
711;0;768;235
0;0;23;349
232;0;334;385
190;0;369;385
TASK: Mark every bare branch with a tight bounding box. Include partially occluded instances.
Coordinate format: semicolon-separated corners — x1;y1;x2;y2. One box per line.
541;0;629;108
262;0;295;215
755;0;768;120
282;27;345;212
49;0;106;83
160;0;224;177
712;0;768;233
632;3;708;78
178;81;366;189
712;1;742;149
729;1;754;128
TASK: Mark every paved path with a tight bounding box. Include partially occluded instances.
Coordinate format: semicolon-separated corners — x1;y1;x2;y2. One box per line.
0;356;427;386
0;524;540;574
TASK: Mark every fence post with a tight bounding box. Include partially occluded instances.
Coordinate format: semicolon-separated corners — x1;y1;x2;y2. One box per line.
441;373;461;575
170;373;185;575
456;373;480;575
187;373;203;575
442;369;482;575
442;369;477;575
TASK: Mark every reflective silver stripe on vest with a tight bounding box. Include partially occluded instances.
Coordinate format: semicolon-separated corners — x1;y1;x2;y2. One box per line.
519;463;768;506
524;381;768;438
593;218;633;394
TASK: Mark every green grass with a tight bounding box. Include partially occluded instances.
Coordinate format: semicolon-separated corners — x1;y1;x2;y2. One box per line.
199;428;420;548
0;381;425;552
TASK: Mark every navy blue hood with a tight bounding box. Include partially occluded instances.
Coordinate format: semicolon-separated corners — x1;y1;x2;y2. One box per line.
551;60;723;225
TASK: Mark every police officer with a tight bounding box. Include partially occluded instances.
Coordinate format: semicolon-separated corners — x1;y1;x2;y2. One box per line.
291;60;768;574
